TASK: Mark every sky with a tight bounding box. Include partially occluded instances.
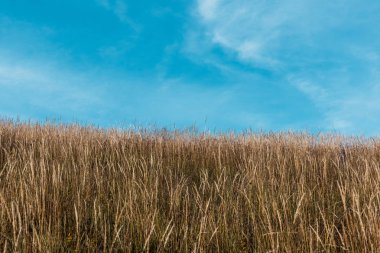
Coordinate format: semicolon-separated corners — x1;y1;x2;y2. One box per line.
1;0;380;135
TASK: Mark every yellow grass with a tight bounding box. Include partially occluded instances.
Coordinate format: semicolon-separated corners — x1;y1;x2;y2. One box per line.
0;120;379;252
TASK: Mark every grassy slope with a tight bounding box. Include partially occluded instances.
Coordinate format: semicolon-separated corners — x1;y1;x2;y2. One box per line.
0;121;379;252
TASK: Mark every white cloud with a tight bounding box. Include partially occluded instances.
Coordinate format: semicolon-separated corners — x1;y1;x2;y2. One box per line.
288;74;380;134
0;52;105;118
113;0;128;22
191;0;380;135
194;0;303;67
0;64;46;85
289;77;328;105
97;0;110;8
0;17;107;122
193;0;380;68
197;0;219;20
96;0;138;30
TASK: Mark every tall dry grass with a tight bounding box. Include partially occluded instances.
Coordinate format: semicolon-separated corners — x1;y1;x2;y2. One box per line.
0;120;379;252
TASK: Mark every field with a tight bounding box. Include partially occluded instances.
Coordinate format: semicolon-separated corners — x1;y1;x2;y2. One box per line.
0;121;379;252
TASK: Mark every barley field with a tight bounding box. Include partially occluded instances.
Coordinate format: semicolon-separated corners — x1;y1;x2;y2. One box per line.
0;121;379;252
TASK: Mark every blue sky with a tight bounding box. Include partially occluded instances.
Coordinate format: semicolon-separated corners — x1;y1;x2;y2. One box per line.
1;0;380;135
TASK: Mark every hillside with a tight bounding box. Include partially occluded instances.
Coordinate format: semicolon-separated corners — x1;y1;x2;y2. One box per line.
0;121;379;252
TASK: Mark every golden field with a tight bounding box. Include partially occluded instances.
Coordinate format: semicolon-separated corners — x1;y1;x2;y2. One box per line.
0;121;379;252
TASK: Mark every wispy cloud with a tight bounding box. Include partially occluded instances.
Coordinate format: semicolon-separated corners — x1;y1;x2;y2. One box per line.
0;17;107;124
190;0;380;135
0;52;107;123
96;0;138;30
2;1;380;134
198;0;219;21
0;15;258;131
288;70;380;134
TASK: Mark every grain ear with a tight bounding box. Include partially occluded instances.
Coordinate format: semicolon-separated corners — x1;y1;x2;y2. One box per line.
0;120;379;251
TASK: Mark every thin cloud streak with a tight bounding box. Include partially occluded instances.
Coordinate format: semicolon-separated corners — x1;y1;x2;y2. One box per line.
0;54;106;123
0;16;254;131
96;0;139;31
1;1;380;135
192;0;380;135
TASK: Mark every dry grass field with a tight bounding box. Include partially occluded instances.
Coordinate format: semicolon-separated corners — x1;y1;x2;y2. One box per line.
0;120;379;252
